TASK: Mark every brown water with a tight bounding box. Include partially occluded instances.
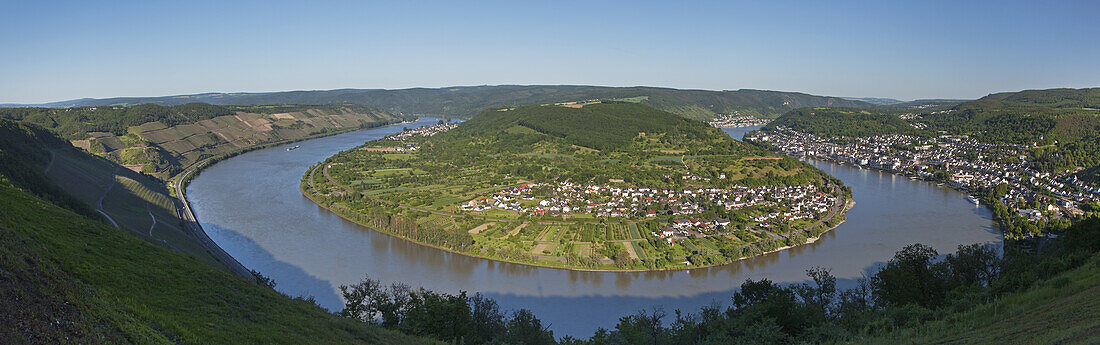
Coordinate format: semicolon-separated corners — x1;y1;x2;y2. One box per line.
187;119;1000;337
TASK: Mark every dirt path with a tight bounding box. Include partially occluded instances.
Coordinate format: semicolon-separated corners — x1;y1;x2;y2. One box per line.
44;150;56;174
144;204;169;244
95;167;120;228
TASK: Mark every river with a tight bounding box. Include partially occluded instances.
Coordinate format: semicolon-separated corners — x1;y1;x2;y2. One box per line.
187;119;1000;338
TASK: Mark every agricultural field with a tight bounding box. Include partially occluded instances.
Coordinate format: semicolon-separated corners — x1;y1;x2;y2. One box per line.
306;102;848;270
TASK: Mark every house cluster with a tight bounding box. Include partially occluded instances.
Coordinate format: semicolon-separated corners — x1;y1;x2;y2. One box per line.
654;218;732;241
708;113;769;128
361;145;419;152
749;126;1096;219
385;122;458;140
461;181;837;235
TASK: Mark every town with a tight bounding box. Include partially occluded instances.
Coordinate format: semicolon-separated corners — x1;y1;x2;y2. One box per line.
462;181;839;239
384;121;458;140
708;113;770;127
748;126;1098;225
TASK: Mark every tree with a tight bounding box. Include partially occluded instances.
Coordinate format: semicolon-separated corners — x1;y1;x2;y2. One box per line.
339;275;385;323
469;293;507;344
613;250;633;268
614;308;667;345
871;244;945;308
505;309;555;345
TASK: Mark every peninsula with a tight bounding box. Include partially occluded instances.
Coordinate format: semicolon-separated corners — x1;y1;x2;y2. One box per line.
302;102;850;270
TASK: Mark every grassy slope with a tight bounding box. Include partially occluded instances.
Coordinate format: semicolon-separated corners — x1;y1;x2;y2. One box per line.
26;123;225;268
0;177;434;344
856;253;1100;344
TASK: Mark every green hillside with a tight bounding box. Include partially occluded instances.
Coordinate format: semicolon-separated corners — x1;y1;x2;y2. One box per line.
458;102;719;151
856;252;1100;344
1;103;405;179
764;107;917;137
0;118;227;268
7;85;875;121
0;176;434;344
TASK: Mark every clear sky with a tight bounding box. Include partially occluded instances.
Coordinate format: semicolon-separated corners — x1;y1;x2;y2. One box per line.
2;0;1098;103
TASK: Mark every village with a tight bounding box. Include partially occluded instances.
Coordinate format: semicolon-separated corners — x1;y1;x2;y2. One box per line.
748;126;1097;222
384;121;458;140
462;181;838;240
708;113;770;127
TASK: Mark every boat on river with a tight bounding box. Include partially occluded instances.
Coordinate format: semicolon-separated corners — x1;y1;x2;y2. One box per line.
967;195;981;205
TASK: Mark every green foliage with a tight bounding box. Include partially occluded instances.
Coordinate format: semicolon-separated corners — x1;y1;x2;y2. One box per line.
0;103;234;139
0;177;433;344
340;275;553;344
461;102;717;151
766;108;916;137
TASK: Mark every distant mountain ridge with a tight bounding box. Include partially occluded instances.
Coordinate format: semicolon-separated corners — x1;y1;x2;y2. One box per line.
2;85;874;120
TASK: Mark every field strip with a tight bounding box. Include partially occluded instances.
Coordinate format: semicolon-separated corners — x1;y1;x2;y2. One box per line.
468;223;492;234
623;242;639;260
505;223;528;238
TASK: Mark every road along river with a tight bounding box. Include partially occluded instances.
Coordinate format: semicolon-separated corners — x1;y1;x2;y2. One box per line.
187;120;1000;337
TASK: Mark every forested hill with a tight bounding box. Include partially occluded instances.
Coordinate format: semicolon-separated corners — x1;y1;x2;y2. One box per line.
451;102;728;151
924;88;1100;174
968;87;1100;108
0;166;434;345
3;85;874;121
763;107;918;138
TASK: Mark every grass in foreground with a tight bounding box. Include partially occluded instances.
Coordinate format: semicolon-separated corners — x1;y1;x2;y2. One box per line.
853;253;1100;345
0;177;435;344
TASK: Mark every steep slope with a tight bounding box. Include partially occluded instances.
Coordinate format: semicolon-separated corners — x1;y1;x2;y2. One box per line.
0;119;228;268
0;176;434;344
856;251;1100;345
5;85;874;120
1;104;405;179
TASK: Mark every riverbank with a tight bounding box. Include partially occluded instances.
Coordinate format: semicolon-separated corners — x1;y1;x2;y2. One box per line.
168;118;407;278
300;162;855;273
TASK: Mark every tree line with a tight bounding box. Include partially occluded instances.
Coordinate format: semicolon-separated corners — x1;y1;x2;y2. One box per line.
327;213;1099;344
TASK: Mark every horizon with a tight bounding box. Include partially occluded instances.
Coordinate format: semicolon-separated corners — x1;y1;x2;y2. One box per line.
3;1;1099;103
1;84;994;106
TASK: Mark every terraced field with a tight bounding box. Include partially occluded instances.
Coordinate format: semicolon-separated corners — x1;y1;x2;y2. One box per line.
77;105;402;179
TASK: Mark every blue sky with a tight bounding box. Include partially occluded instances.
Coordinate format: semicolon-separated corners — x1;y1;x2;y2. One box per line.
2;0;1098;103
